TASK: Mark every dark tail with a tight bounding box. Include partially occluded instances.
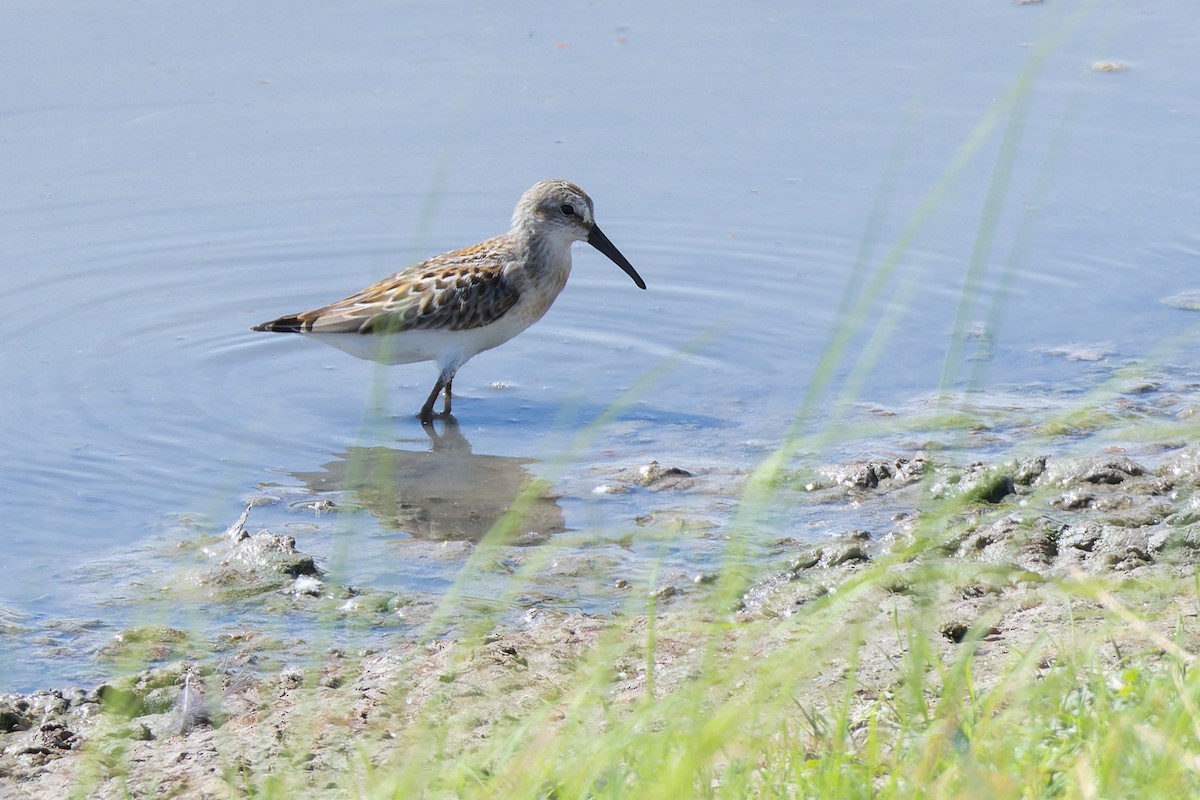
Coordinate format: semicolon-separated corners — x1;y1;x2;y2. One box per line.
251;315;312;333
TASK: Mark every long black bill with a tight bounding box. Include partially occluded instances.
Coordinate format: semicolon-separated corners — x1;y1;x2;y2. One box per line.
587;224;646;289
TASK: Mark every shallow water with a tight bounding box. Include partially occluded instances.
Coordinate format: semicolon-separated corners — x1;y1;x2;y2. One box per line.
4;0;1200;690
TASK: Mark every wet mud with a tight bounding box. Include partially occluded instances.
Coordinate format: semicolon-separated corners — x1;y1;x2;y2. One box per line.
6;434;1200;796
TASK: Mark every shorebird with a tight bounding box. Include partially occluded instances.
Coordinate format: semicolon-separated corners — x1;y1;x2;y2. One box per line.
252;179;646;424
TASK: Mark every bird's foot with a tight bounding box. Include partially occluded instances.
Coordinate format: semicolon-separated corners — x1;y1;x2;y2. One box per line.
418;410;457;427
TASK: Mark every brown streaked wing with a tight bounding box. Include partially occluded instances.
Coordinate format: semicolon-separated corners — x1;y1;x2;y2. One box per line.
360;263;521;334
284;238;522;335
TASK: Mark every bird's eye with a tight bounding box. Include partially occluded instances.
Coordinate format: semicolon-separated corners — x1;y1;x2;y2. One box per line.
560;204;575;217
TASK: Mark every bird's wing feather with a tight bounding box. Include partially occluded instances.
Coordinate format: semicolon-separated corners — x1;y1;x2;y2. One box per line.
255;237;522;335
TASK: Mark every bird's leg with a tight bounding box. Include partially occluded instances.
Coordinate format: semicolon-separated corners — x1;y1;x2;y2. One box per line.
419;376;447;425
420;368;458;424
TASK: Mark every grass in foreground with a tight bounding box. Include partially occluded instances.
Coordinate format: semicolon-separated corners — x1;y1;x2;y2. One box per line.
341;532;1200;800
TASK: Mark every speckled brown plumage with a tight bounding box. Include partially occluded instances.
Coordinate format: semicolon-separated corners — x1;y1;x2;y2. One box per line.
253;238;522;335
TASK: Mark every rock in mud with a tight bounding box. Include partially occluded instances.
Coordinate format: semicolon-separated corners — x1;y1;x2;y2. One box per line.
930;463;1015;504
1042;456;1147;487
635;462;694;490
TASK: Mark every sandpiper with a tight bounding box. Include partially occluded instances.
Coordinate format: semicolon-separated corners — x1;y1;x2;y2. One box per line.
252;179;646;424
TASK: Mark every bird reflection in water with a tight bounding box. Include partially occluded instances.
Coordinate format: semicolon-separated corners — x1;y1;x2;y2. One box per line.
290;419;565;543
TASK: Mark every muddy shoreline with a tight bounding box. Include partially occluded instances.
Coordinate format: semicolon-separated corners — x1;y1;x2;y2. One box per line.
5;439;1200;796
